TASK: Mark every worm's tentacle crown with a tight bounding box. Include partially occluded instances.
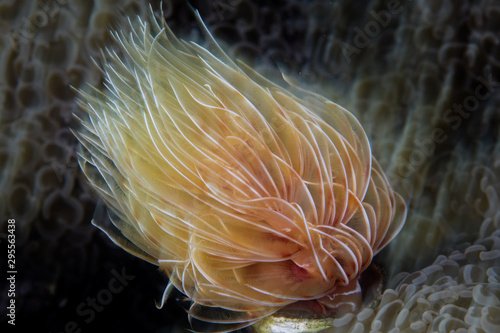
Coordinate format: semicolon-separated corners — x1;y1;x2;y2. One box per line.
74;8;406;332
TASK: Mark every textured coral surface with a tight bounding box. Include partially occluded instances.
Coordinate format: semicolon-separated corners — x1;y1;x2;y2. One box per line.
1;0;499;332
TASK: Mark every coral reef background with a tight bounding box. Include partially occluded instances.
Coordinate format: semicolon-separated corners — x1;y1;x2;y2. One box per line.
1;0;499;332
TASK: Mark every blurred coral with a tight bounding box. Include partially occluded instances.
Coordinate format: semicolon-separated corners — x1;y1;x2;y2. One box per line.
1;0;500;332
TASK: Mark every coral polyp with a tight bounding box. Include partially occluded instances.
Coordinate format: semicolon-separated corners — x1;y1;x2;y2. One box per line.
74;8;406;332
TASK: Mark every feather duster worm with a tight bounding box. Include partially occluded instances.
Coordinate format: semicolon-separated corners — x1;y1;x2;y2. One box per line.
74;8;406;332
